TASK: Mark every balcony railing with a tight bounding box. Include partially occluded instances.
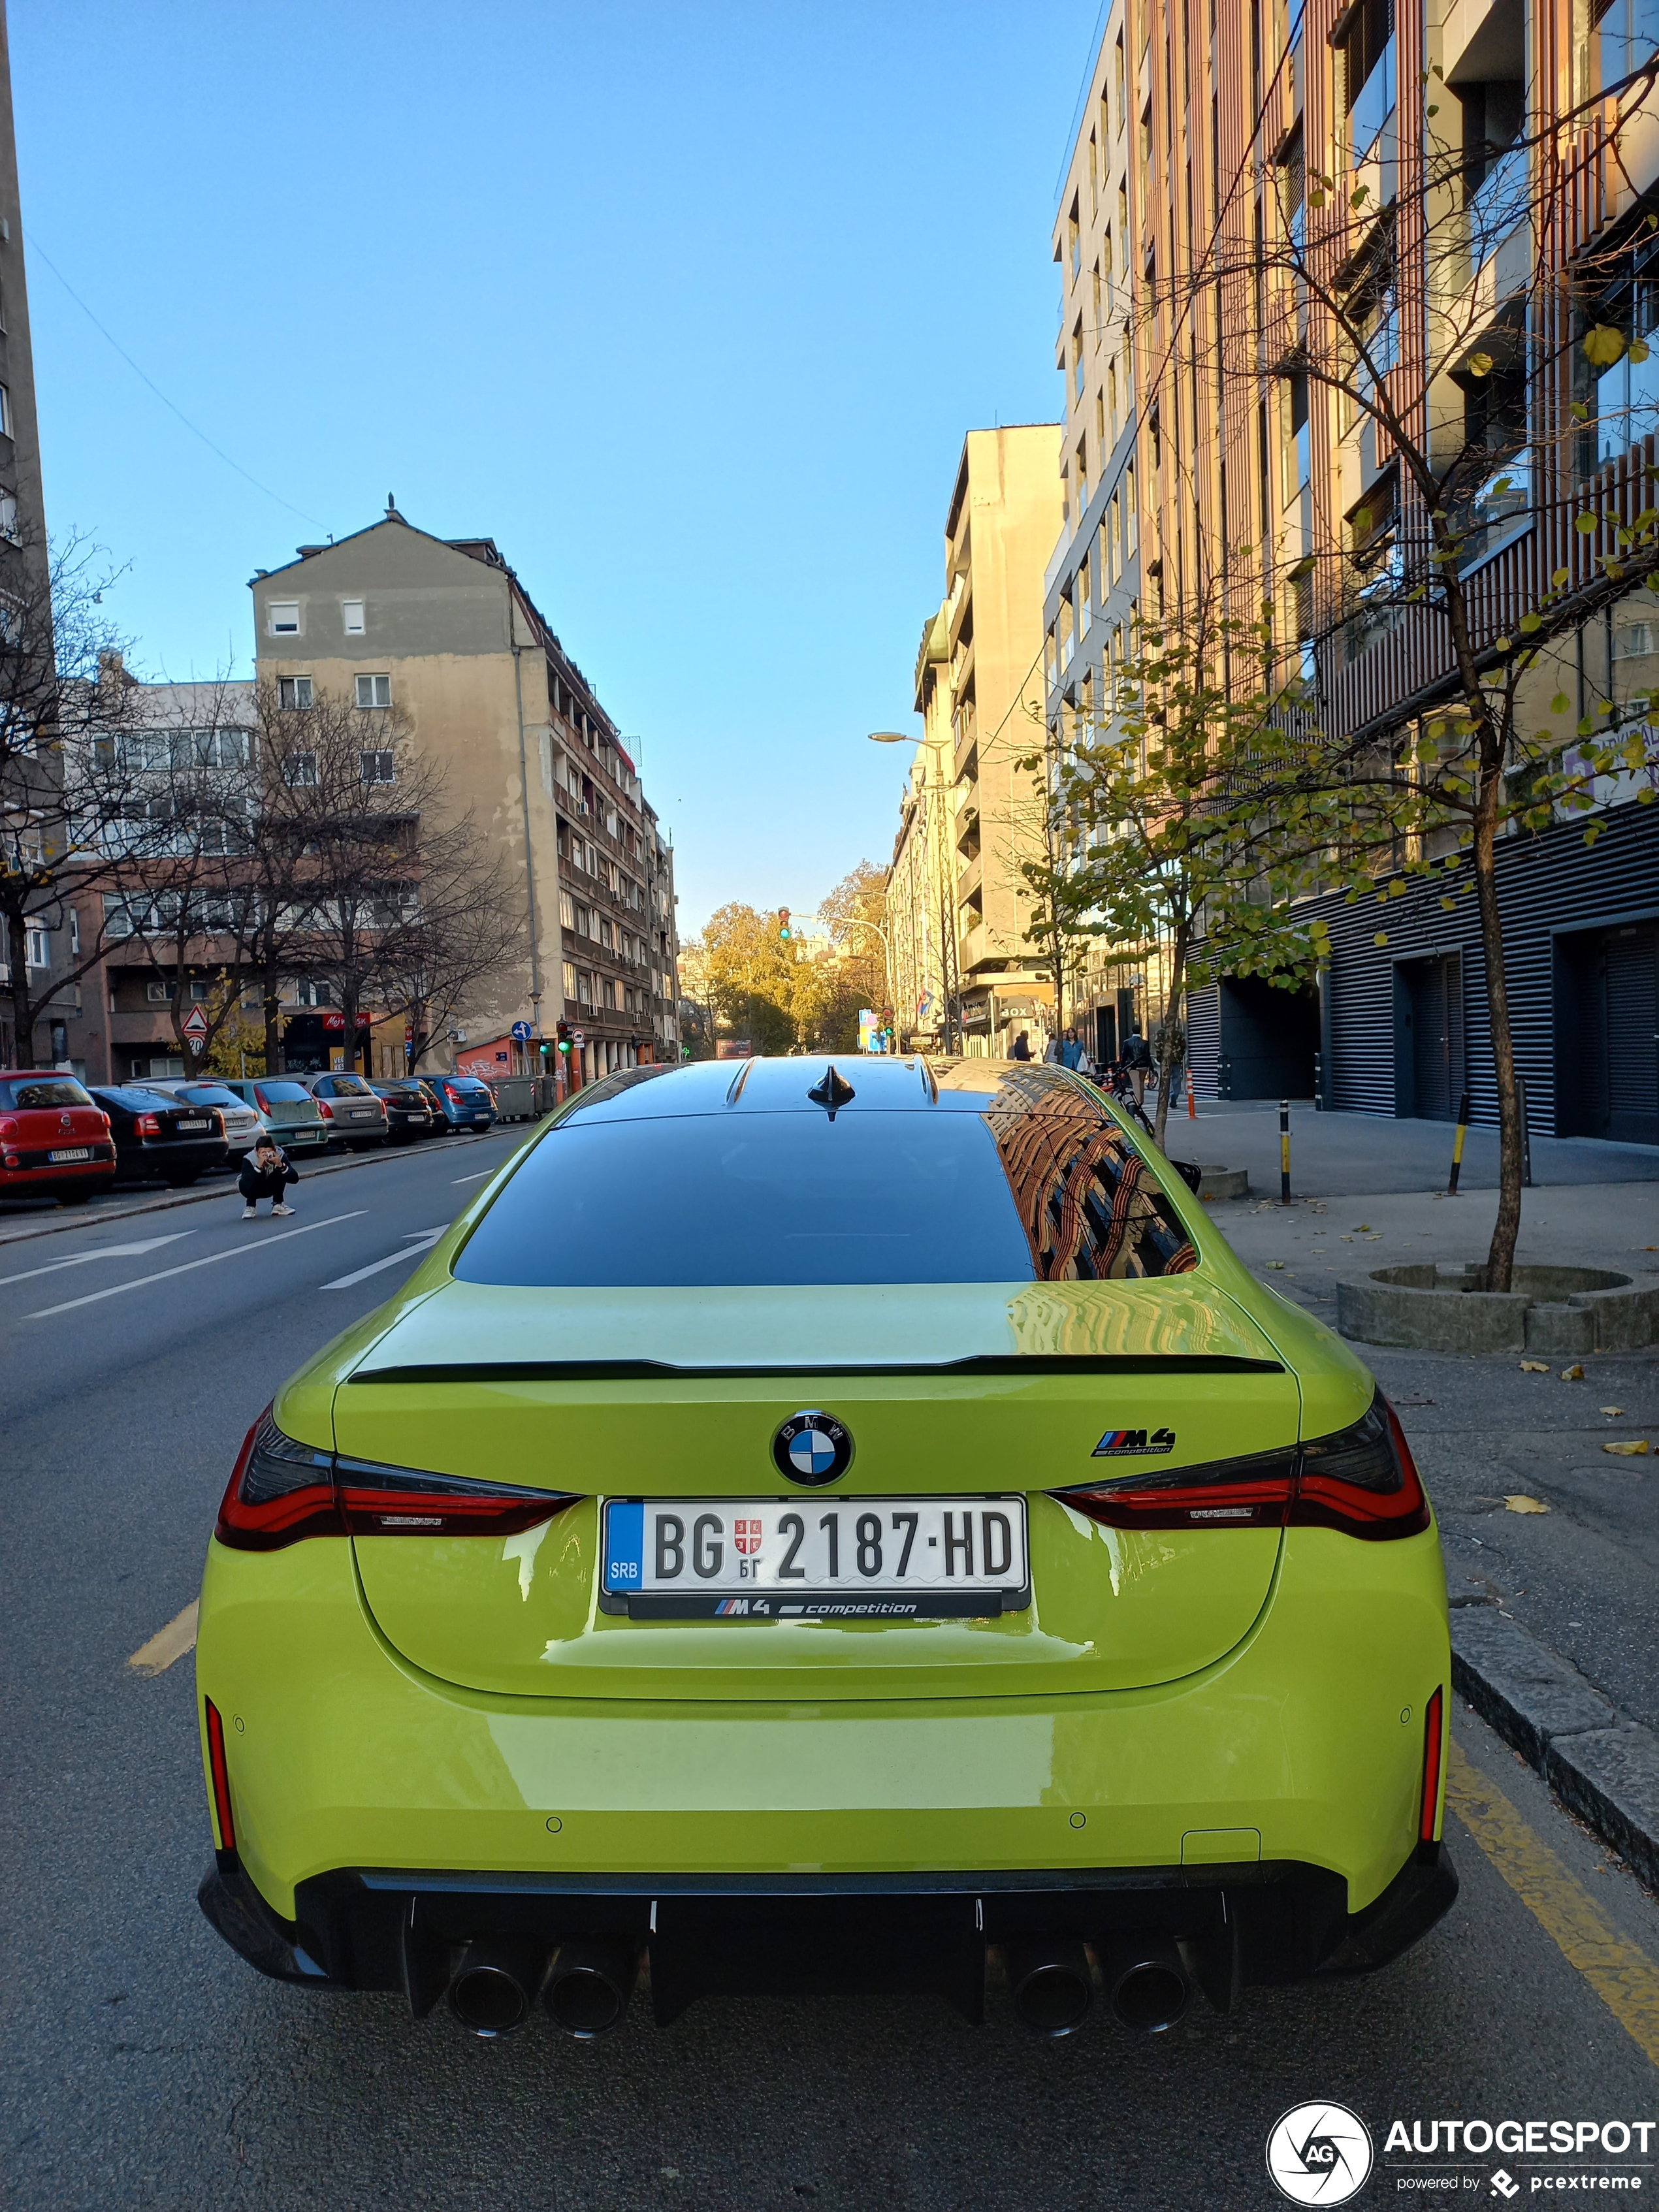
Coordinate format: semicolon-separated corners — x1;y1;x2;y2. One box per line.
1464;144;1530;276
1453;453;1531;570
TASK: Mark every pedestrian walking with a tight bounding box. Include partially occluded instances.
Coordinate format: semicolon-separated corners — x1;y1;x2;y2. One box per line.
1121;1023;1154;1110
240;1132;299;1219
1042;1033;1062;1065
1059;1026;1086;1071
1009;1030;1032;1062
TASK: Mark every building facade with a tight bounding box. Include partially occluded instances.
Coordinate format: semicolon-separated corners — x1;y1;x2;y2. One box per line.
251;509;679;1085
1040;0;1659;1139
885;606;958;1050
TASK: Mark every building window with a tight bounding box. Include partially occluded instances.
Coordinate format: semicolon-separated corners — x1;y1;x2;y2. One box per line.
342;600;365;634
69;907;80;954
562;960;577;999
559;890;575;928
24;923;47;967
269;601;301;636
355;674;391;709
359;750;396;784
0;385;12;438
278;675;313;710
146;979;178;1004
0;493;16;543
283;751;318;787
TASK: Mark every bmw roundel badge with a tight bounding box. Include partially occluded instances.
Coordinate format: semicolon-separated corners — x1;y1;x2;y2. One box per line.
771;1410;854;1487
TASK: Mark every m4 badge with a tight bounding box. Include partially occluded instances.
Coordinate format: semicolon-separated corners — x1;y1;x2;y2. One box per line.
1092;1427;1176;1456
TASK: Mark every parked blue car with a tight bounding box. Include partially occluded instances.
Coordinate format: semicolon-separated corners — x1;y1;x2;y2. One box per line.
424;1074;498;1134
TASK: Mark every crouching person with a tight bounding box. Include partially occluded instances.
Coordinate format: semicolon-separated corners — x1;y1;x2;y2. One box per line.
240;1132;298;1219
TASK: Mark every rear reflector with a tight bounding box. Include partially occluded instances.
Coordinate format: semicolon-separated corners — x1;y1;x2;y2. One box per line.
1419;1686;1445;1844
1052;1391;1431;1540
204;1696;235;1851
214;1406;577;1550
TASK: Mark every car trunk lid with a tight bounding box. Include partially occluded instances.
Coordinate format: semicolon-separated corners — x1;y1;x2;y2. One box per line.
337;1277;1300;1703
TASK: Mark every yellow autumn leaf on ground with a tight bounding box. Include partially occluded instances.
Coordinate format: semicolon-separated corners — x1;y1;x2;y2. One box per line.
1504;1494;1550;1513
1603;1440;1651;1457
1560;1365;1585;1381
1520;1360;1550;1372
1266;1260;1285;1270
1602;1406;1625;1417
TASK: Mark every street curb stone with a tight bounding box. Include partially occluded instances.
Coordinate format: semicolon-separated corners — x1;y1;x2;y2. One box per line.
1450;1608;1659;1890
1545;1727;1659;1895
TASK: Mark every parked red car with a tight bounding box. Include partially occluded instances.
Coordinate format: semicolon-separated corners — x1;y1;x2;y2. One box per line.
0;1071;116;1204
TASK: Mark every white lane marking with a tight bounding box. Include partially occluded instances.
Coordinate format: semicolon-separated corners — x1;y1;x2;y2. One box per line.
127;1599;199;1676
0;1231;197;1288
452;1170;495;1185
320;1225;447;1291
24;1211;369;1319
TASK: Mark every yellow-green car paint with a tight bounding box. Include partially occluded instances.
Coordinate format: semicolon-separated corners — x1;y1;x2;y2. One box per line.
195;1061;1452;2020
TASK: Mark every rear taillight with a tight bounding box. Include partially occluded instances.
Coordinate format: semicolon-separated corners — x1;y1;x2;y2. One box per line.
136;1112;161;1135
1419;1686;1445;1845
203;1696;235;1851
0;1117;15;1138
215;1411;342;1548
316;1098;334;1119
214;1407;577;1550
1053;1392;1430;1541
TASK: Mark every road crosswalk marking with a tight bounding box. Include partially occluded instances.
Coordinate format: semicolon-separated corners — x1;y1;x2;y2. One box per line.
24;1211;368;1319
320;1225;447;1291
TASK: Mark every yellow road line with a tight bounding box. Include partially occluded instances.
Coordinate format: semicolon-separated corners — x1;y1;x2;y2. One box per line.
1447;1740;1659;2066
126;1599;199;1678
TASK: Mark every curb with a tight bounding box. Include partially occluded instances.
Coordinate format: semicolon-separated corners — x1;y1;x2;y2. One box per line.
0;1126;529;1250
1449;1606;1659;1892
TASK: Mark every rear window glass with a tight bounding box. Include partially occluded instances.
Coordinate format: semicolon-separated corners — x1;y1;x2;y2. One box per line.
254;1082;313;1104
453;1110;1197;1288
0;1077;93;1109
328;1074;373;1096
95;1087;183;1112
174;1085;240;1106
445;1078;489;1094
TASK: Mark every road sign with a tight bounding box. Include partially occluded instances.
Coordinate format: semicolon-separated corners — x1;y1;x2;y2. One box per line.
511;1019;532;1042
181;1006;209;1040
572;1029;585;1046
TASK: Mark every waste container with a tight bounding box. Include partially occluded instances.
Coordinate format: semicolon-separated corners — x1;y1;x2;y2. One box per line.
489;1074;538;1122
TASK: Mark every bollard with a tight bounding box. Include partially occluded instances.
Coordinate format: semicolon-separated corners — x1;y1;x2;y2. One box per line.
1446;1092;1471;1194
1187;1069;1197;1120
1280;1098;1291;1205
1517;1076;1532;1188
1312;1051;1323;1112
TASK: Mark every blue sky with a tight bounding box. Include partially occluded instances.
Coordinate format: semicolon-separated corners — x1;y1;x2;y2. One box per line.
15;1;1095;933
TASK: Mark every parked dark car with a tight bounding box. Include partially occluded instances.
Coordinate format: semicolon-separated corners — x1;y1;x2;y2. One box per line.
89;1084;230;1187
370;1079;436;1142
298;1072;390;1151
428;1074;498;1134
0;1071;116;1204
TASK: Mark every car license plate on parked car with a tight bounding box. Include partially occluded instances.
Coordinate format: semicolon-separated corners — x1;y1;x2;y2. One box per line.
176;1119;210;1131
600;1496;1030;1619
48;1147;92;1162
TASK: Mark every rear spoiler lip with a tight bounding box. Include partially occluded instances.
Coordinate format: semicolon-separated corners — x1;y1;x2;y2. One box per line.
344;1354;1287;1385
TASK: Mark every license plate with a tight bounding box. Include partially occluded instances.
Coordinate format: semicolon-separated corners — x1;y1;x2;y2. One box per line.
600;1496;1029;1620
48;1147;92;1162
176;1119;210;1131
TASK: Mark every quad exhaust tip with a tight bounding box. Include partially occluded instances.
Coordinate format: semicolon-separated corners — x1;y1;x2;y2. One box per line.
1006;1939;1094;2038
1100;1939;1190;2034
543;1938;641;2040
446;1938;543;2037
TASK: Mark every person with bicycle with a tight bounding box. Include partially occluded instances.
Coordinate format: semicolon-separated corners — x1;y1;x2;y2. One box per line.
1121;1023;1155;1113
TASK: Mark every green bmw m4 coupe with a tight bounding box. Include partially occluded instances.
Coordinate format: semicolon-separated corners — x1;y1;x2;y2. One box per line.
196;1055;1455;2040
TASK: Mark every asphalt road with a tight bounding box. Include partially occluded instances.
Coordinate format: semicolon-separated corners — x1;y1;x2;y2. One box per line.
4;1132;1658;2209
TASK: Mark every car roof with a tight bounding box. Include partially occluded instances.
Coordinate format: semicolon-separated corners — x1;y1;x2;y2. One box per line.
559;1056;1101;1124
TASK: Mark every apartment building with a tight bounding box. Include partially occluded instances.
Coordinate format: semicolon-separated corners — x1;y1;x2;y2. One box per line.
251;509;679;1085
884;606;958;1050
1042;0;1659;1140
935;428;1063;1053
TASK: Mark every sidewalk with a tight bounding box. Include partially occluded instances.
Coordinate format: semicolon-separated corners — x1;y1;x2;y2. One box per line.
1165;1097;1659;1198
1199;1130;1659;1893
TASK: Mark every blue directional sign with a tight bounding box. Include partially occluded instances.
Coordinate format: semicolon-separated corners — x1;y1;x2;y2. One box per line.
510;1019;533;1042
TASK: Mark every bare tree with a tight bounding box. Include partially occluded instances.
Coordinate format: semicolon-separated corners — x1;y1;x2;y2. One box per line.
0;534;149;1065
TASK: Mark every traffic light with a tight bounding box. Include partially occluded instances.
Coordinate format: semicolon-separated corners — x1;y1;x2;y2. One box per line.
555;1019;573;1057
778;907;791;943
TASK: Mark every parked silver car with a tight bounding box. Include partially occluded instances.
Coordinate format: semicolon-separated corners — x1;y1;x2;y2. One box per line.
213;1078;333;1155
144;1080;263;1161
297;1070;390;1150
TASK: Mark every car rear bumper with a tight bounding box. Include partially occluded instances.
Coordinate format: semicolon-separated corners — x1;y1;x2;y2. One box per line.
0;1147;116;1189
197;1840;1457;2017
